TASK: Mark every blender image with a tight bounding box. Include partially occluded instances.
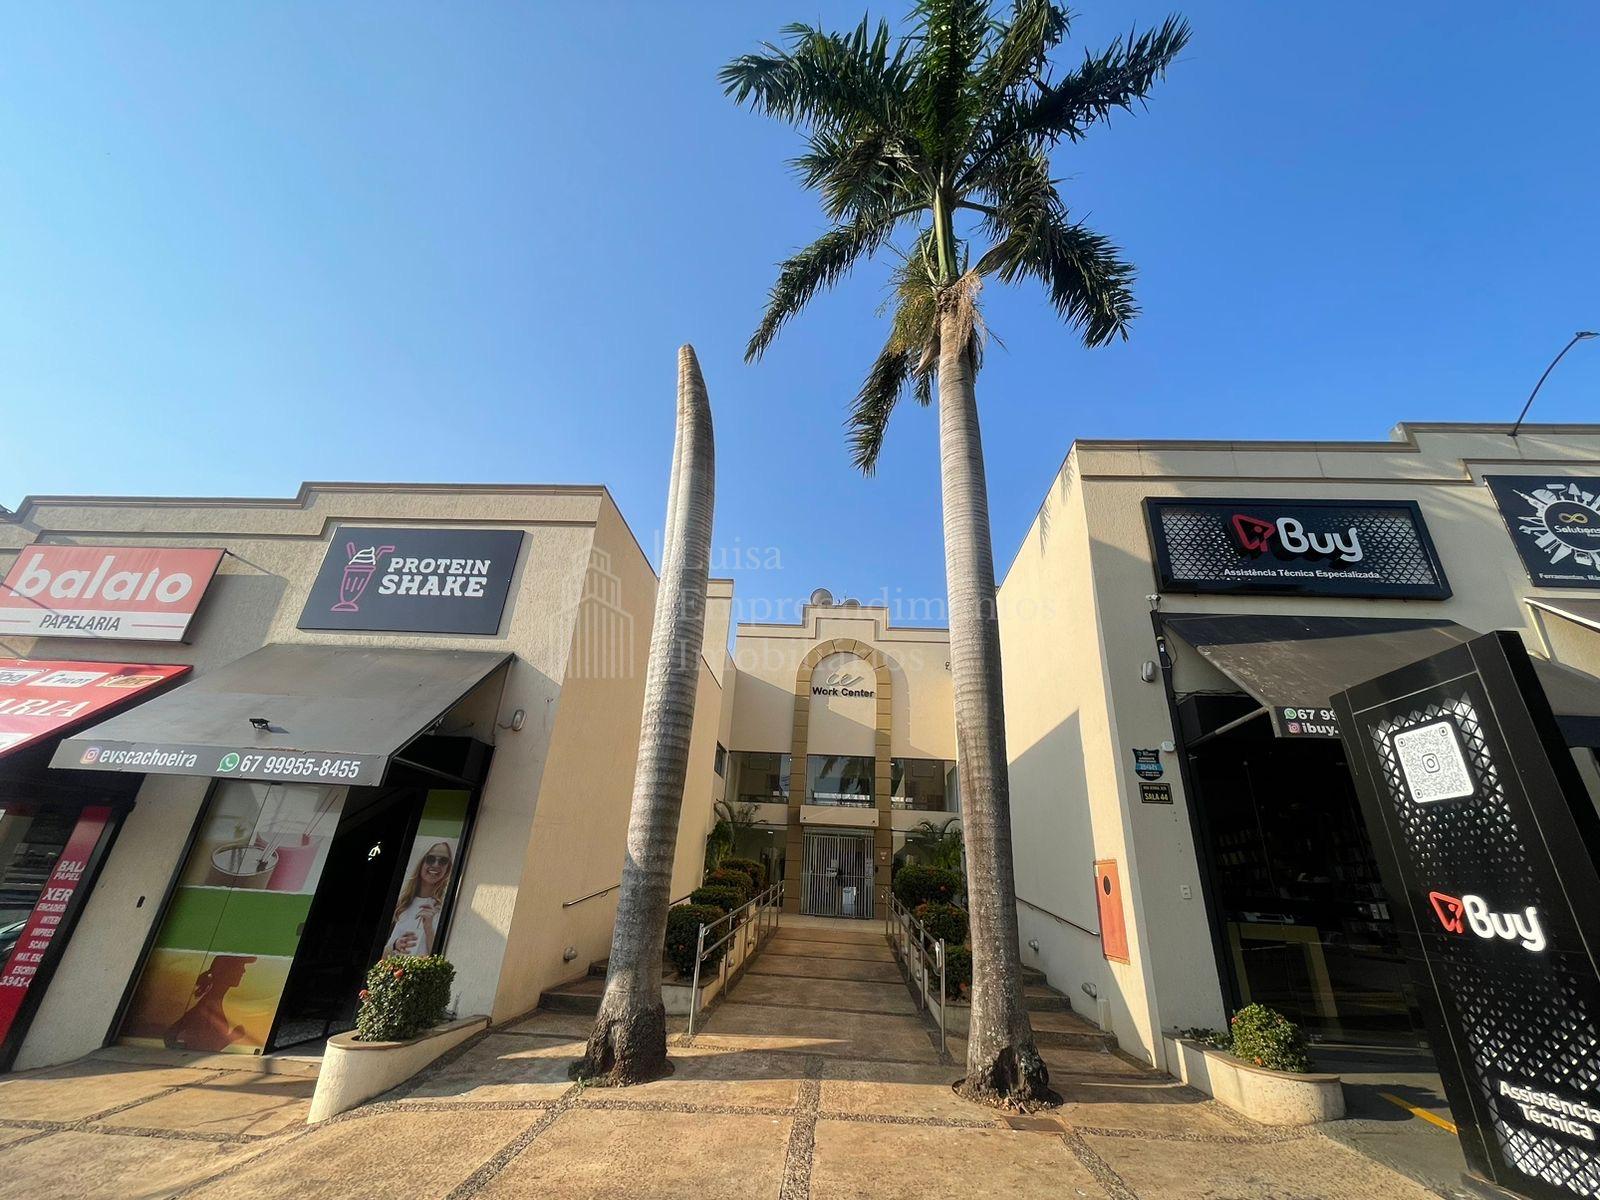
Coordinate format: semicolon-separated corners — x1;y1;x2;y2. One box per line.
332;542;394;612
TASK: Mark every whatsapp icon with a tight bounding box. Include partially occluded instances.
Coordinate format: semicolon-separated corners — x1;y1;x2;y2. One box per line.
219;752;241;773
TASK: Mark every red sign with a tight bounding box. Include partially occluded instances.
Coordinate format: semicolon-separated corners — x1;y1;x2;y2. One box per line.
0;546;224;641
0;659;189;759
0;806;112;1047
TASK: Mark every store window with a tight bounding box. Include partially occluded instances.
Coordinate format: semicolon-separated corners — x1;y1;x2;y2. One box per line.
807;755;873;807
727;752;790;806
890;759;955;811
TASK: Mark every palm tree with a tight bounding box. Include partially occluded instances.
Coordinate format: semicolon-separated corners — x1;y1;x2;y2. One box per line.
723;0;1186;1108
574;346;716;1085
906;817;964;873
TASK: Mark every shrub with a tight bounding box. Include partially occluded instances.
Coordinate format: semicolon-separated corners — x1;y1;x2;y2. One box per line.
914;901;968;945
664;904;726;978
1181;1026;1231;1050
690;885;744;915
942;945;972;995
892;864;961;908
355;954;454;1042
1228;1004;1311;1073
720;857;766;891
705;867;754;901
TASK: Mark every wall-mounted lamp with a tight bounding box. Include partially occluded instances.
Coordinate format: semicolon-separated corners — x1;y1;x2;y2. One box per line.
1027;938;1040;952
497;708;526;733
1140;661;1157;684
248;716;271;732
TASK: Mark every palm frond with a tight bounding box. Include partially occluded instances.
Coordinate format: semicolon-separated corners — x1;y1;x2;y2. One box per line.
794;127;923;223
720;18;913;136
909;0;991;168
977;0;1069;97
849;238;943;472
747;216;898;361
1022;14;1190;145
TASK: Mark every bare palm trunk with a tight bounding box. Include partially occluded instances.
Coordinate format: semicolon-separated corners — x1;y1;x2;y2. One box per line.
936;308;1054;1110
574;345;715;1085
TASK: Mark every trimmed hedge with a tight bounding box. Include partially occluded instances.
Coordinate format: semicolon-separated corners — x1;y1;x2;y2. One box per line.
943;945;972;994
705;867;755;901
720;857;766;891
664;904;726;978
914;901;968;945
1229;1004;1311;1073
355;954;454;1042
892;864;961;908
690;884;744;915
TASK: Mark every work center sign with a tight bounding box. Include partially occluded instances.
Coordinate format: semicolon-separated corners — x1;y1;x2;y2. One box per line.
0;546;223;641
299;527;523;635
1145;498;1450;599
1335;634;1600;1200
1487;476;1600;588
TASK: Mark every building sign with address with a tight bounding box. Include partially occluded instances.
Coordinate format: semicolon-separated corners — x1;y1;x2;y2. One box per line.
1276;707;1341;738
1335;633;1600;1199
56;739;389;786
1144;498;1450;599
0;546;224;642
298;527;524;636
1486;476;1600;588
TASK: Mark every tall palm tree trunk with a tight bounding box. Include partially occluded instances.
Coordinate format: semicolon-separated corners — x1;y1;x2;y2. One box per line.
574;345;715;1085
936;307;1054;1109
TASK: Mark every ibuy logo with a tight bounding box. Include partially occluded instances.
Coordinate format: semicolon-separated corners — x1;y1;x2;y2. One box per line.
1230;513;1364;562
1429;890;1546;952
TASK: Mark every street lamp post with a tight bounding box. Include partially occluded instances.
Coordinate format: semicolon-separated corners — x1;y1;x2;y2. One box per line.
1508;331;1599;439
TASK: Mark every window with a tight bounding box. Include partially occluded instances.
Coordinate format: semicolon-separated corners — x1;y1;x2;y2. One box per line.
727;752;790;805
714;743;726;777
891;758;956;811
807;755;874;807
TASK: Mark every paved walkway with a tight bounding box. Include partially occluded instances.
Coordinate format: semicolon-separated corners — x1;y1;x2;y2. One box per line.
0;917;1443;1199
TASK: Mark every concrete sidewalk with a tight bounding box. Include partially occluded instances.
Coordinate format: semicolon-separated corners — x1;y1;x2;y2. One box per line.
0;919;1442;1199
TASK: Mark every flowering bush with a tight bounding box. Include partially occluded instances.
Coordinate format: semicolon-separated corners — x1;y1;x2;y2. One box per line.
943;945;972;995
355;954;454;1042
665;903;726;978
719;857;767;891
914;901;969;945
690;885;744;915
705;867;755;902
892;864;961;908
1228;1004;1311;1073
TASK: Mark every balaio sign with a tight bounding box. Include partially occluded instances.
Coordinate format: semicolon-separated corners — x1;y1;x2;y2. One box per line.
298;527;524;636
1145;497;1450;599
0;546;224;642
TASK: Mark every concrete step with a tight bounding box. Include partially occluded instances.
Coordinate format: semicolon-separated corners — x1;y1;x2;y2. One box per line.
1029;1007;1115;1050
1020;965;1046;985
587;959;608;979
538;974;604;1014
1023;984;1072;1013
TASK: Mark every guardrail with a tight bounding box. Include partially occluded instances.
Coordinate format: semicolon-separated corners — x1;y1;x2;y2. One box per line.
686;880;783;1037
885;892;948;1056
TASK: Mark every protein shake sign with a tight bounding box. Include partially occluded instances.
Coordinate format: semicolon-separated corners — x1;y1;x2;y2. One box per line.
0;546;224;642
298;527;524;635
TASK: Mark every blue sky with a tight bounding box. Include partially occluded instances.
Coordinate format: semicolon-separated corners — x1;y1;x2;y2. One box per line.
3;2;1596;622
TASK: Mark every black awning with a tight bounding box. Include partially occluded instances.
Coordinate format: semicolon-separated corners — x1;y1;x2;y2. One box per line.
1528;597;1600;634
51;643;510;786
1162;612;1600;744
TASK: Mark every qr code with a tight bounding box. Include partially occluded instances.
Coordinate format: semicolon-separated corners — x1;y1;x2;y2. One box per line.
1392;719;1475;804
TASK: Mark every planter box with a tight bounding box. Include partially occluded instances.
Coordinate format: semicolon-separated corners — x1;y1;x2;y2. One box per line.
309;1015;489;1123
1161;1033;1345;1126
661;919;764;1016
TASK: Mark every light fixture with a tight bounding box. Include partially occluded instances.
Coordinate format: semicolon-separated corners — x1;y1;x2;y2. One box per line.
1509;331;1599;438
1140;660;1158;683
248;716;270;731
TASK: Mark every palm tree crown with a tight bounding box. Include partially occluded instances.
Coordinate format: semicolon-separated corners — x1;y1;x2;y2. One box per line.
721;0;1188;470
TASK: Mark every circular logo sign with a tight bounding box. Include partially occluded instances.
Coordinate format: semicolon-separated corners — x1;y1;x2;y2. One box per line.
218;752;240;773
1540;500;1600;552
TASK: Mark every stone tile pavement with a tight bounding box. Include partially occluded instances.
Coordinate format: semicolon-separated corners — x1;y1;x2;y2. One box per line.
0;918;1443;1199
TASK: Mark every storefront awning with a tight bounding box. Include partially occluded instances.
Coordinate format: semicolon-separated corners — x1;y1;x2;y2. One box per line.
51;644;510;786
1;659;191;762
1161;613;1600;743
1527;596;1600;635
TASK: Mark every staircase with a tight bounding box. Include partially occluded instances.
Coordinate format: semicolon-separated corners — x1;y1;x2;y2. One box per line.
537;959;607;1014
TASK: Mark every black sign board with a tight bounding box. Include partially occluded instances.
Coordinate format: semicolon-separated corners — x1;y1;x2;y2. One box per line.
299;527;523;636
1275;706;1340;738
1487;476;1600;589
1139;782;1173;805
1145;498;1450;599
1334;633;1600;1199
1132;748;1163;780
60;739;389;785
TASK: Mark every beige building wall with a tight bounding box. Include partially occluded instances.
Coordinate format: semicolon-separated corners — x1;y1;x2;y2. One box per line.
0;483;728;1066
1001;423;1600;1069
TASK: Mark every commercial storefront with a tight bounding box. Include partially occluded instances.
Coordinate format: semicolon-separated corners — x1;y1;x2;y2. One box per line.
0;484;729;1068
721;591;957;917
999;425;1600;1129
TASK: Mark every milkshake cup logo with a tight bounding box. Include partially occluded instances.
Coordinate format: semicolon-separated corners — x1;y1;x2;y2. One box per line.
332;542;394;613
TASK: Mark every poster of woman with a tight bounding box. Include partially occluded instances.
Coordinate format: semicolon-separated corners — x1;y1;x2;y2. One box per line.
384;837;457;957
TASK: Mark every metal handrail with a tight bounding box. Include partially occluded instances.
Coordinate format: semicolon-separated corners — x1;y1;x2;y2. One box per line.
885;892;948;1056
686;880;783;1037
561;882;621;908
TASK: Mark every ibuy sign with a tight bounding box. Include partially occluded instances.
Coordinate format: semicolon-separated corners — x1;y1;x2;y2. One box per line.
0;546;224;641
1145;498;1450;599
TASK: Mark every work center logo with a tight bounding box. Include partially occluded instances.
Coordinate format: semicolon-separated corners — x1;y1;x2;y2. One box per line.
1428;890;1546;952
1229;512;1363;562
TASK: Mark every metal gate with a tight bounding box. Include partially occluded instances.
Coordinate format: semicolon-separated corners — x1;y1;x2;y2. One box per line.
801;831;874;918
